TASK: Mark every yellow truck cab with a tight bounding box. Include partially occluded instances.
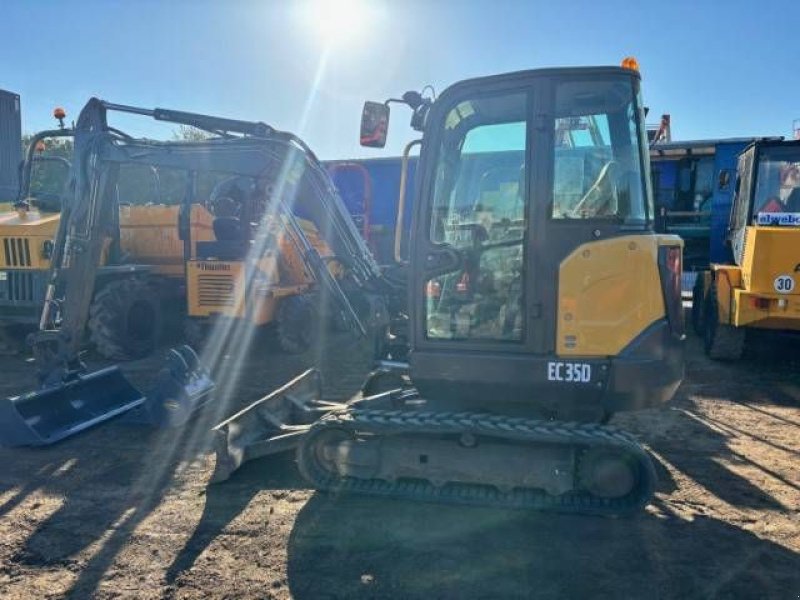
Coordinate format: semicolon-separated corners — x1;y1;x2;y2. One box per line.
693;139;800;359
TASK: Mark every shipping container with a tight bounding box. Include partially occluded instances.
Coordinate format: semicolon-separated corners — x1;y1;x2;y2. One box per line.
0;90;22;202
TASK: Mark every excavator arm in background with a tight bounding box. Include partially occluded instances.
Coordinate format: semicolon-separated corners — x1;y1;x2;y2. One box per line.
33;97;383;381
2;98;386;447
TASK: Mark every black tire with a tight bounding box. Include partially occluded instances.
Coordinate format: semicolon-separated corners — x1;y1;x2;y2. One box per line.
703;285;745;360
691;275;706;336
326;305;351;333
88;278;162;360
276;294;319;354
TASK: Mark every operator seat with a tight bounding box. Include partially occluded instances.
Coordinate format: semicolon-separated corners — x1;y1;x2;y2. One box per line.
212;215;245;241
197;199;249;260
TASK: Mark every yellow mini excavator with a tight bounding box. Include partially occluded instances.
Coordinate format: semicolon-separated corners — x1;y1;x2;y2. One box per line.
212;60;685;516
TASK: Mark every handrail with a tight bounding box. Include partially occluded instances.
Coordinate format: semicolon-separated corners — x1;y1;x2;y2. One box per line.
394;139;422;264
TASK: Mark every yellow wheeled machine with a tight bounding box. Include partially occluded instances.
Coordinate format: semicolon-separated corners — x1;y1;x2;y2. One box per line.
693;139;800;359
184;177;350;354
212;60;685;517
0;130;68;353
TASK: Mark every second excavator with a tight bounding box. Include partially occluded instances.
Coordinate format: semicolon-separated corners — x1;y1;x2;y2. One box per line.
0;98;386;447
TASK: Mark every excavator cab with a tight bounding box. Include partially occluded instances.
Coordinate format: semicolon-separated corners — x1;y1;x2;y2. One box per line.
401;66;683;418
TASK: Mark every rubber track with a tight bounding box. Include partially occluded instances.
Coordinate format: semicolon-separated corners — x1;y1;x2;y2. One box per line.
297;409;657;517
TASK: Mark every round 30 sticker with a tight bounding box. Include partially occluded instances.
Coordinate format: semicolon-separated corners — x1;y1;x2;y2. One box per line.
774;275;795;293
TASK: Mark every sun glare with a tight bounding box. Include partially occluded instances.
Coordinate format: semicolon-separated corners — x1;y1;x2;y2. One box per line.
298;0;377;48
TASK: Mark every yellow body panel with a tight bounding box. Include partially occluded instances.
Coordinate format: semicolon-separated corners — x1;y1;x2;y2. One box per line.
185;216;338;326
1;204;214;275
740;226;800;293
187;260;248;319
557;234;679;356
119;204;214;277
732;288;800;328
711;226;800;330
709;264;741;324
187;257;295;325
0;209;60;269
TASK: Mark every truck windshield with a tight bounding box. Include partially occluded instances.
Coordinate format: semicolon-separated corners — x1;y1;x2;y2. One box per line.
28;158;70;211
753;146;800;213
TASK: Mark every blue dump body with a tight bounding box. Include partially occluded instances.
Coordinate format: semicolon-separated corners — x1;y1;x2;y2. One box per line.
325;157;418;264
651;138;761;273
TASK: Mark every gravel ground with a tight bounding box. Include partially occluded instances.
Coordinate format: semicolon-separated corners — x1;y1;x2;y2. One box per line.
0;329;798;599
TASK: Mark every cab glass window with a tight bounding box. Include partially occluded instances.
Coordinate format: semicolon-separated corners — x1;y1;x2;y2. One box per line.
425;91;528;342
552;78;647;222
752;146;800;214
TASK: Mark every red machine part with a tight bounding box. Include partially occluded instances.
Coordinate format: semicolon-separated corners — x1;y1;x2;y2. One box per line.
327;162;374;250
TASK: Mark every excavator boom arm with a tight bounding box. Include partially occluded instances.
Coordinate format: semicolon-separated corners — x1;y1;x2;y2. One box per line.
33;98;383;380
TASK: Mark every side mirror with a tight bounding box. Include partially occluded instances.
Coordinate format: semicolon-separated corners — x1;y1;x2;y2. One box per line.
360;101;389;148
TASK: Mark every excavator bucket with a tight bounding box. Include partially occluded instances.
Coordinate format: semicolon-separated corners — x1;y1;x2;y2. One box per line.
0;366;145;447
0;345;215;448
132;345;216;428
211;369;328;483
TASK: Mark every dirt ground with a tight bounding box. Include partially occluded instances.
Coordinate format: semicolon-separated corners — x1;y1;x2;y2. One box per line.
0;328;798;599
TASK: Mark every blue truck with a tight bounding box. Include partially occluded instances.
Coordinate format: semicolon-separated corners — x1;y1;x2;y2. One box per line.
650;138;767;276
325;156;417;265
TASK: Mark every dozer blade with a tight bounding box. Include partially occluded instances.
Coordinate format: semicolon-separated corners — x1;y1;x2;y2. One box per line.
0;366;145;447
211;368;334;483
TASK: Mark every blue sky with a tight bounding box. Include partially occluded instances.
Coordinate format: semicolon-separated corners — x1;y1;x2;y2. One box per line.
1;0;797;159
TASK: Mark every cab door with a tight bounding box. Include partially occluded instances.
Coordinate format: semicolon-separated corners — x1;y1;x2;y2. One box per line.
410;84;541;360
